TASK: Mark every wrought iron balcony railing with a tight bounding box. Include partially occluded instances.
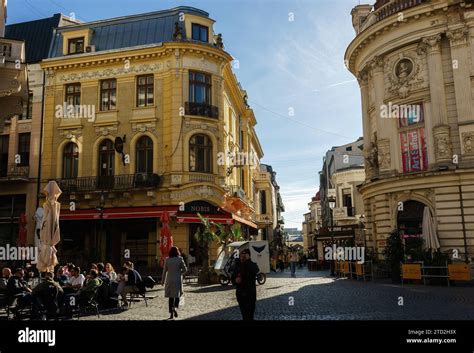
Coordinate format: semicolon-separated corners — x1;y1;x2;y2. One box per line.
185;102;219;119
57;173;160;193
0;164;29;180
375;0;428;23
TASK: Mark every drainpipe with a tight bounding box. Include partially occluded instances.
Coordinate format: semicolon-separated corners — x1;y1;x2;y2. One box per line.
459;185;469;263
36;71;46;208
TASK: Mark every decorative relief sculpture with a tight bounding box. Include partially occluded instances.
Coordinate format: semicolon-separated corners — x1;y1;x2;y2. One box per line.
435;135;451;160
417;34;442;55
377;139;391;171
365;133;379;177
462;132;473;154
385;51;424;99
447;27;469;47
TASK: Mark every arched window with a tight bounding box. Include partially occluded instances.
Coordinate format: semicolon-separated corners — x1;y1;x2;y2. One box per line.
99;139;114;177
62;142;78;179
189;134;212;173
136;136;153;174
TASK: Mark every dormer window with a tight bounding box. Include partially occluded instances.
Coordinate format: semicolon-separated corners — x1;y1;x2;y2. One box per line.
192;24;208;43
68;37;84;55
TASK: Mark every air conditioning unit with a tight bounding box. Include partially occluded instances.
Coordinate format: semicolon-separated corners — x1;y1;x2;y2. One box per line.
85;45;96;53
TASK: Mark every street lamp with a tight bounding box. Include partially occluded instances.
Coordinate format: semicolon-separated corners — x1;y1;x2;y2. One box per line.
328;197;336;276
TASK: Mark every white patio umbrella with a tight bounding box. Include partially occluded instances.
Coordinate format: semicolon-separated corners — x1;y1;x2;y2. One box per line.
422;206;440;253
37;181;62;273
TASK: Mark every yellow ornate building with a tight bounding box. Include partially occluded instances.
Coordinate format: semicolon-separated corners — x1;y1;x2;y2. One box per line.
40;6;266;272
346;0;474;261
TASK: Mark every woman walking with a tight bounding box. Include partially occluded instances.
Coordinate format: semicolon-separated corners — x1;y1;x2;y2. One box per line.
161;246;187;320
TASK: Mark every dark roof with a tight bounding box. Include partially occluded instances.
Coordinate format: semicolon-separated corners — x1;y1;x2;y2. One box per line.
5;14;63;63
48;6;211;58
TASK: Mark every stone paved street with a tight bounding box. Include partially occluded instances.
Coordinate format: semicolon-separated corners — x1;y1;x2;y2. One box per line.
88;268;474;320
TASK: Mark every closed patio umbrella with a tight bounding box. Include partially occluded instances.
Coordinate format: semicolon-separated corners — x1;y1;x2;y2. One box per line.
422;206;440;253
37;181;62;273
160;211;173;266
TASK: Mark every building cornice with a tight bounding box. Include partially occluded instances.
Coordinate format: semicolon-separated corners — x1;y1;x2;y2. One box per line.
41;41;233;71
345;1;472;75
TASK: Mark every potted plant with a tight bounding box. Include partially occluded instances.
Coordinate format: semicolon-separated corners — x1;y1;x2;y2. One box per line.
194;213;243;285
383;229;404;283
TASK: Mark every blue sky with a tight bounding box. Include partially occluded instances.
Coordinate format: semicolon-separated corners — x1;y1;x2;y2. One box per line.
9;0;363;229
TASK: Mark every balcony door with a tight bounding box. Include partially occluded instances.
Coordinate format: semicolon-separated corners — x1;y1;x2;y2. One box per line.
98;139;115;190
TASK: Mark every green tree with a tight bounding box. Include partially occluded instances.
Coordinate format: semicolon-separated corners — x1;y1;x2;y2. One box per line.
194;213;243;284
383;229;404;283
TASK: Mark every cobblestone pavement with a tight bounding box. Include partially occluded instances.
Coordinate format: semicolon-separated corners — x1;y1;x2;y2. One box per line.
88;268;474;320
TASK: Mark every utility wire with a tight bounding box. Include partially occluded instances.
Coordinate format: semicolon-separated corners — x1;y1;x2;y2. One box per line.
249;100;352;139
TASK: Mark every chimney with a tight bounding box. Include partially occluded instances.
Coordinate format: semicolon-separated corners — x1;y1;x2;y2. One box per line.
351;4;373;35
0;0;6;37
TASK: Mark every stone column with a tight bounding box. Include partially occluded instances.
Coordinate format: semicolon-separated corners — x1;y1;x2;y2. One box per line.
448;26;474;161
418;34;452;164
371;56;392;173
358;69;374;179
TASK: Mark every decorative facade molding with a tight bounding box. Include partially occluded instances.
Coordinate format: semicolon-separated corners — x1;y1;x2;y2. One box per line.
94;124;118;136
417;34;442;55
385;50;424;99
58;63;163;83
377;138;391;171
447;27;469;47
433;125;452;161
131;121;157;133
183;120;218;134
59;128;83;139
461;131;474;154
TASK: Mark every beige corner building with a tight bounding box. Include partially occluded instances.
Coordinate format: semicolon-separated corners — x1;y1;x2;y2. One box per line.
346;0;474;260
39;6;268;272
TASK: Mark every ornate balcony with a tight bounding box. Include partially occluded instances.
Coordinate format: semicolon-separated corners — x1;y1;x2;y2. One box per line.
0;164;29;181
57;173;160;193
375;0;429;23
185;102;219;119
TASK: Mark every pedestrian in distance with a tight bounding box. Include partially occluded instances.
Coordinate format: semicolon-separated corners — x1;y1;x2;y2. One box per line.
290;249;299;278
230;249;259;321
161;246;187;320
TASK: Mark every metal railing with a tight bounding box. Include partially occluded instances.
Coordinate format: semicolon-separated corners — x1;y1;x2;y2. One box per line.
57;173;160;193
188;173;215;183
375;0;428;23
0;164;29;179
185;102;219;119
227;185;247;200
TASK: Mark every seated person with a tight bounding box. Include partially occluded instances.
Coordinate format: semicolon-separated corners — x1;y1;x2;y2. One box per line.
78;270;102;301
63;270;102;315
116;266;142;307
6;268;32;308
0;267;12;290
54;267;68;287
105;263;118;282
63;267;85;294
32;271;63;318
96;263;110;284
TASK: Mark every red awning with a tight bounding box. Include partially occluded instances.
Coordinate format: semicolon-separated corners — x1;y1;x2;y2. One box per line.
176;213;234;225
60;206;178;221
